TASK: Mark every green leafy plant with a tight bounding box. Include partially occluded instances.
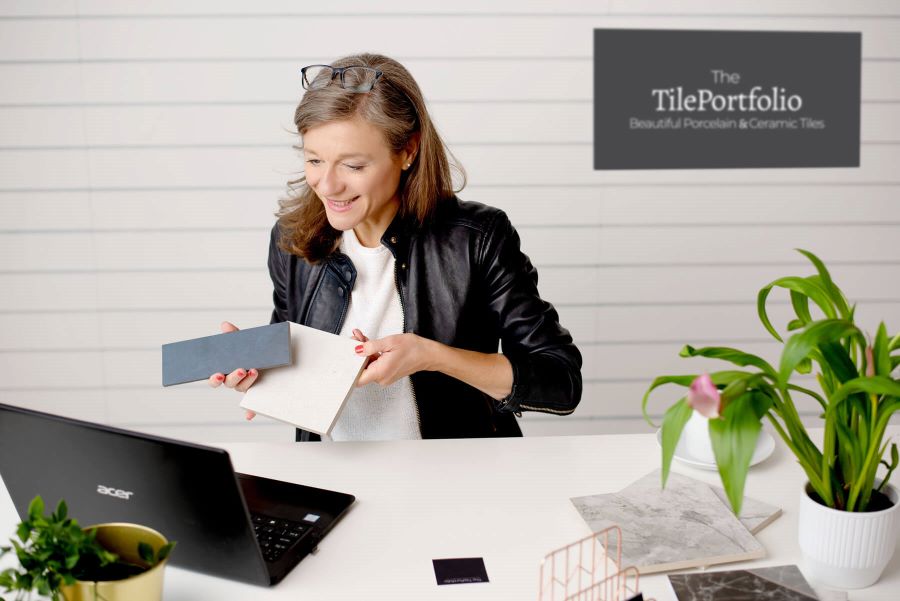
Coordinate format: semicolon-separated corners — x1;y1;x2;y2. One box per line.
0;496;175;601
642;249;900;515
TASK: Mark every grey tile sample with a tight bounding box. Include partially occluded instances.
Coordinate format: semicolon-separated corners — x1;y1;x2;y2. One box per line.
668;564;818;600
570;470;765;573
710;485;782;535
161;322;291;386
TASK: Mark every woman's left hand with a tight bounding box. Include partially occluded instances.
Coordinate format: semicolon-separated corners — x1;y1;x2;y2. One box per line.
355;333;435;387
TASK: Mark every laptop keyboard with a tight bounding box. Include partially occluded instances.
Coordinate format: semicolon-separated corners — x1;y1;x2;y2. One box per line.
251;513;313;563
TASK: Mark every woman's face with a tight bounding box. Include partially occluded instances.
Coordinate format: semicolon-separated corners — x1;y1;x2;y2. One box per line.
303;116;413;246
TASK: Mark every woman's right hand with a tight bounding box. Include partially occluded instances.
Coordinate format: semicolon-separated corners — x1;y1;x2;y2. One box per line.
208;321;259;421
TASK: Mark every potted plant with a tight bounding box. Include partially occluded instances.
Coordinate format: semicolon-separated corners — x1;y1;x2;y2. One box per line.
0;496;175;601
642;249;900;589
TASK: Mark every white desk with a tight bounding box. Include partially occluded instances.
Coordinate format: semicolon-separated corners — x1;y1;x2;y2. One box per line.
2;429;899;600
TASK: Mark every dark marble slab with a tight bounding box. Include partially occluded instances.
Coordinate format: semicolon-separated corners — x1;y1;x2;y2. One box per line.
668;564;818;600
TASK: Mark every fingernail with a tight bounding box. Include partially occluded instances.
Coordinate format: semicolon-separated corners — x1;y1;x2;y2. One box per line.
237;370;246;377
355;345;364;353
216;374;225;382
248;369;256;376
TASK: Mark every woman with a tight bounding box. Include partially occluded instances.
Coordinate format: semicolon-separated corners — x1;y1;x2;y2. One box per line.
211;53;581;440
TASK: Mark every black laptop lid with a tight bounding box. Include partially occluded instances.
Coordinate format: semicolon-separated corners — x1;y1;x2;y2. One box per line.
0;403;270;585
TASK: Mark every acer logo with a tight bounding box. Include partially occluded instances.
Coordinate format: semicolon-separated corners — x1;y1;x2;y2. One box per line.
97;485;134;500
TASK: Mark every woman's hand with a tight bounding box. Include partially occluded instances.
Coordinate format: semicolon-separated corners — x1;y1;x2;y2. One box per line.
355;333;435;387
208;321;260;420
355;332;513;400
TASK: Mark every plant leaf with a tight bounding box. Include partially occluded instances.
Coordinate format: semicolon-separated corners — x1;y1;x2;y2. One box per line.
758;275;836;342
138;541;154;564
819;340;859;384
16;522;30;543
888;333;900;352
156;542;176;563
795;249;852;319
680;345;778;380
55;500;67;523
779;320;860;385
660;398;693;488
874;323;892;376
27;497;44;522
877;444;899;493
829;376;900;408
785;383;828;412
790;288;814;326
708;395;762;515
641;375;695;427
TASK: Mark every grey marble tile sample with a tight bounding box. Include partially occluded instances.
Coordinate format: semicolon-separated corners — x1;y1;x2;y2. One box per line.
710;485;782;535
572;485;779;538
570;470;765;573
668;564;818;600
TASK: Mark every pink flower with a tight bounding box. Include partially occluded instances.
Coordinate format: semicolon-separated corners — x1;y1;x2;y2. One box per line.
687;373;721;418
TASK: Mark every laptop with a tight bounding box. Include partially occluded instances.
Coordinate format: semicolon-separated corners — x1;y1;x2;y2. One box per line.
0;403;355;586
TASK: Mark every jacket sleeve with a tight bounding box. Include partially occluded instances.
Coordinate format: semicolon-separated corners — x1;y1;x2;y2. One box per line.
478;210;582;415
268;224;290;325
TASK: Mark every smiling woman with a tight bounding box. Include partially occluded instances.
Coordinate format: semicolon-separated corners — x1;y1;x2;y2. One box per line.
302;117;411;247
209;53;583;442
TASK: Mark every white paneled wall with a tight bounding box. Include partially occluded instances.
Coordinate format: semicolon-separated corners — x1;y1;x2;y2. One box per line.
1;0;898;442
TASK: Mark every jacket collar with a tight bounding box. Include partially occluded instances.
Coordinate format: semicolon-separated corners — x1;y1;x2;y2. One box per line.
380;210;417;259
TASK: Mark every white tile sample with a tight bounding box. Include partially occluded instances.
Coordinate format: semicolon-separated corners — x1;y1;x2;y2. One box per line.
240;322;367;435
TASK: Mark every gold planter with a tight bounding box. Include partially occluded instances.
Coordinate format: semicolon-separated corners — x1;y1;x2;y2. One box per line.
60;523;169;601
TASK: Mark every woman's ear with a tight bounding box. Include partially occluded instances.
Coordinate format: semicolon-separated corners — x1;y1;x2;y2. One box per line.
402;132;421;168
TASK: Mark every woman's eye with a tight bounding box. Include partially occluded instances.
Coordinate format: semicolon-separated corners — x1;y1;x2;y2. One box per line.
306;159;322;166
344;164;365;171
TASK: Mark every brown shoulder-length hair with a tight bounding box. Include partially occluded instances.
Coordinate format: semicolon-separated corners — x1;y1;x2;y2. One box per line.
277;53;465;262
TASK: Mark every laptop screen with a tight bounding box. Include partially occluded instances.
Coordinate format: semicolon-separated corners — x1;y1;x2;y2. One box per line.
0;403;271;585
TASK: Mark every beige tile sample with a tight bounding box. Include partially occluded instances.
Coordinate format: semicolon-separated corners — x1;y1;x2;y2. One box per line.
240;322;367;435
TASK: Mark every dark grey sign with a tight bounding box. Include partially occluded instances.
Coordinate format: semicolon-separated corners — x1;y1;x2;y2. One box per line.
593;29;860;169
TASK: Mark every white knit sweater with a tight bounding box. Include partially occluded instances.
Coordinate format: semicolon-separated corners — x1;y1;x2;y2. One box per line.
328;229;421;441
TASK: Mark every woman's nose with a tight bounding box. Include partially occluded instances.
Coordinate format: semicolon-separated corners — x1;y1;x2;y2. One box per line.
316;166;343;195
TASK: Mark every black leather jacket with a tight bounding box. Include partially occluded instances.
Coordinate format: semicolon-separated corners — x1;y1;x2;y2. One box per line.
268;197;582;440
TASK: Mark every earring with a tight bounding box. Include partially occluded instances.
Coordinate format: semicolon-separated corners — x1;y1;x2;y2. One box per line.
404;163;411;169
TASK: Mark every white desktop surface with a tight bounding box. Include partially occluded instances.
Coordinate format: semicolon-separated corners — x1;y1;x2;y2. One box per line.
2;429;899;600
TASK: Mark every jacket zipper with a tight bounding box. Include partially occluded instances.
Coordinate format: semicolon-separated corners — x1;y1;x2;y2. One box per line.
393;258;423;437
518;403;575;416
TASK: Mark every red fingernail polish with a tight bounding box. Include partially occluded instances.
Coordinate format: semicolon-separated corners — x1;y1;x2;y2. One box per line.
355;345;363;353
217;374;225;381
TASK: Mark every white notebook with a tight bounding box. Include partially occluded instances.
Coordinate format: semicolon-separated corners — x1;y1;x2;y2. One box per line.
239;322;367;435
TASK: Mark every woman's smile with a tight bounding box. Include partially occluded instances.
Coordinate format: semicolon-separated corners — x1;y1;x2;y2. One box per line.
325;196;359;212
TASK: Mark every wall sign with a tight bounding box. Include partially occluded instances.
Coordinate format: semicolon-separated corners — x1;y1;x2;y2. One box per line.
593;29;861;169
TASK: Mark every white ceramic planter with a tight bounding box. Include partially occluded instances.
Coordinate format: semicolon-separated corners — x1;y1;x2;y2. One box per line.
798;482;900;589
681;411;717;464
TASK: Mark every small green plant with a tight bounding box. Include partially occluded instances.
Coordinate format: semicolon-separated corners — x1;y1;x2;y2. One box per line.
0;496;175;601
643;249;900;515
